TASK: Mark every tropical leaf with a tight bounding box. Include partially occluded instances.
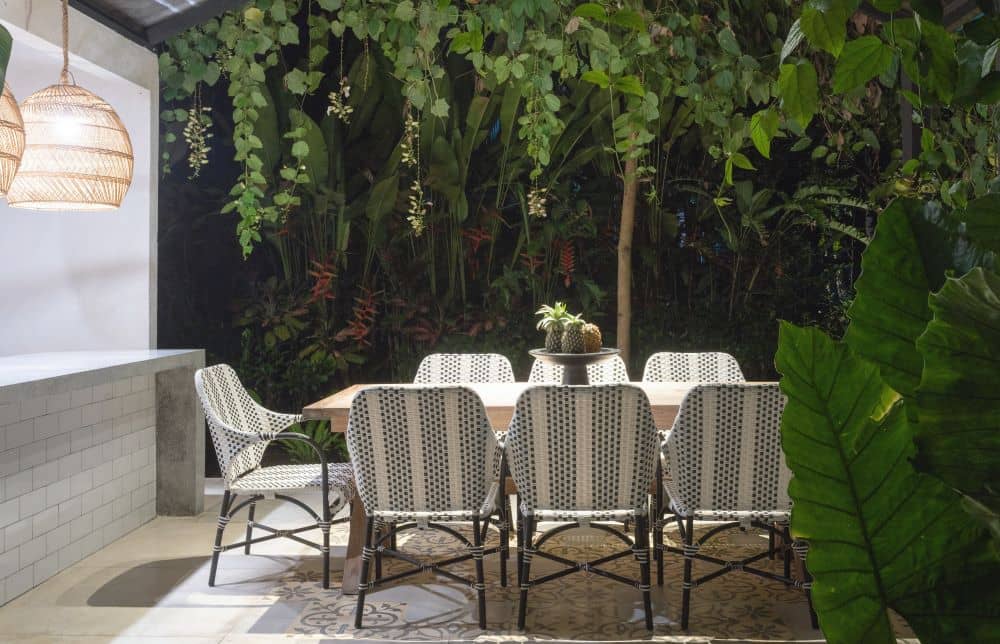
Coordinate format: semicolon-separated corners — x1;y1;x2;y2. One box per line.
799;4;848;56
778;61;819;128
0;25;12;90
962;193;1000;252
776;323;1000;644
289;109;329;185
844;198;989;398
914;268;1000;518
832;36;895;93
365;173;398;223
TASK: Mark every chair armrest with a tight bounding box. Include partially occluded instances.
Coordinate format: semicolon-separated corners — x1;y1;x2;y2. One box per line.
259;406;304;433
263;431;332;492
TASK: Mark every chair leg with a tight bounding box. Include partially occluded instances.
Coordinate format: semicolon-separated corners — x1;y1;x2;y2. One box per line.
768;523;776;560
506;493;515;560
244;501;255;555
636;515;653;631
354;516;375;629
497;497;508;588
517;515;534;630
208;491;232;587
783;528;792;582
793;539;819;629
681;516;694;630
374;522;383;581
473;517;487;629
654;463;664;586
515;501;524;587
321;504;332;591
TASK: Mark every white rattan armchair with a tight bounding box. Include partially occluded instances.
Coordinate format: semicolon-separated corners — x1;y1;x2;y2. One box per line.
658;383;815;629
195;364;354;589
527;355;629;384
506;384;659;630
414;352;516;383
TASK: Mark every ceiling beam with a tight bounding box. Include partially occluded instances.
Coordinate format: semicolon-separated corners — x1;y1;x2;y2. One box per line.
145;0;250;45
68;0;150;48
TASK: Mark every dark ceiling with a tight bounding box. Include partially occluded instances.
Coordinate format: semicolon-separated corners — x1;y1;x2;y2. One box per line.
69;0;984;50
69;0;248;48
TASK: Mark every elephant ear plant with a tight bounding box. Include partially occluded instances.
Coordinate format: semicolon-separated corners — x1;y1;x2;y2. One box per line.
775;196;1000;644
769;1;1000;641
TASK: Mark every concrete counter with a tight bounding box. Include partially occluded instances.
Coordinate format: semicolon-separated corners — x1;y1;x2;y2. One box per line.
0;350;204;604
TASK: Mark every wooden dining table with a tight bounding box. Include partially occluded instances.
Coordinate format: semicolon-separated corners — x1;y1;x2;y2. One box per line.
302;381;715;596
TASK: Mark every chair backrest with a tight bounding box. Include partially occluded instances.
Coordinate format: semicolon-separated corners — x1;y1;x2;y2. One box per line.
414;353;516;384
663;383;791;518
194;364;276;485
346;386;501;516
642;351;745;383
527;355;629;384
506;385;659;515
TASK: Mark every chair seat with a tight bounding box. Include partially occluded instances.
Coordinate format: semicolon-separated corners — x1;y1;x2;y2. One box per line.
674;508;790;522
231;463;355;499
372;483;499;523
527;508;640;522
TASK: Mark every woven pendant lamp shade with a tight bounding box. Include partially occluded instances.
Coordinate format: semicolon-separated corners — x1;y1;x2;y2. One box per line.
0;83;25;195
6;82;134;210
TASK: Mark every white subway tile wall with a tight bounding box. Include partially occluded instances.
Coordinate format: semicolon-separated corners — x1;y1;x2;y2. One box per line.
0;374;156;603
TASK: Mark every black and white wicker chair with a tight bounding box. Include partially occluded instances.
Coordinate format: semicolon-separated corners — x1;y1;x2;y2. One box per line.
195;364;354;589
506;385;659;630
414;352;516;383
641;351;745;383
658;383;815;629
527;355;629;384
346;386;509;629
643;351;745;583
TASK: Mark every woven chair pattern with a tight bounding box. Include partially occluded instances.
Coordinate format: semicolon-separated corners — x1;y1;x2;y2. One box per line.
195;364;301;486
642;352;745;383
527;355;629;384
506;385;658;520
662;383;791;521
414;353;516;384
346;386;502;522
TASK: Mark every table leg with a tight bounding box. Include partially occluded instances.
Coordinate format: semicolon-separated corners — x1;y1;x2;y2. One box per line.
340;498;366;596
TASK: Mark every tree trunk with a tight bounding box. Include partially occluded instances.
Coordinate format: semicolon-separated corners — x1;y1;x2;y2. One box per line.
617;156;638;365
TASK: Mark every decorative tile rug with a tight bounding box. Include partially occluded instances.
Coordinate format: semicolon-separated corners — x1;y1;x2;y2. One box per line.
246;524;913;641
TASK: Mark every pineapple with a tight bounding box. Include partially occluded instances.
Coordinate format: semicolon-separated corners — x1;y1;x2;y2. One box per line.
561;315;585;353
581;322;602;353
535;302;569;352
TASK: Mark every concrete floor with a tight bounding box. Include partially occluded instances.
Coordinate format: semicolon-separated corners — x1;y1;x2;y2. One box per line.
0;481;911;643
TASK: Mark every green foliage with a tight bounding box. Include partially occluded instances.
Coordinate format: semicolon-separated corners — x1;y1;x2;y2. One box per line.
0;25;13;90
282;420;346;465
914;268;1000;522
776;323;999;644
159;2;874;485
768;7;1000;639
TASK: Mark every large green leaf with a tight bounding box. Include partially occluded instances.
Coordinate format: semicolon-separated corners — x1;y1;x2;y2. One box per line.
799;5;847;57
962;194;1000;252
288;109;329;185
914;268;1000;516
778;61;819;128
845;199;981;397
777;323;1000;644
365;173;398;223
0;25;12;90
832;36;895;93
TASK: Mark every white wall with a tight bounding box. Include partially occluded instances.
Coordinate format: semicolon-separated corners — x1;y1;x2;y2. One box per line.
0;7;159;356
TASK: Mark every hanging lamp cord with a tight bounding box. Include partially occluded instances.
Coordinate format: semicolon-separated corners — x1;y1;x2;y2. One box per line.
60;0;71;84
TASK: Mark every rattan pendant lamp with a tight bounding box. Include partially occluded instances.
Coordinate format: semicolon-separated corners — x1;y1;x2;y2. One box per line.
0;83;25;195
7;0;133;210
